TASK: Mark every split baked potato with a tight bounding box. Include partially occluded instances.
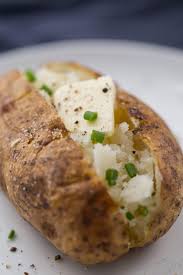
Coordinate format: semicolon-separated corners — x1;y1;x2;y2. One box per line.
0;62;183;265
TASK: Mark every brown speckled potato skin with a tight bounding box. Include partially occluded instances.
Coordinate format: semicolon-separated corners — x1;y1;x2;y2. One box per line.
0;70;129;264
0;63;183;264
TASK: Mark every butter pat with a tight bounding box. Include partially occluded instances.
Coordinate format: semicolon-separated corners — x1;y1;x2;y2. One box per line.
54;76;116;137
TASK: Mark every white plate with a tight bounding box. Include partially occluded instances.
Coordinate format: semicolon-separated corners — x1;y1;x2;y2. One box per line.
0;39;183;275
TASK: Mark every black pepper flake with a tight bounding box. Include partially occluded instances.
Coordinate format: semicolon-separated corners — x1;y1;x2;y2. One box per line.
132;150;136;154
55;255;62;261
18;263;22;266
102;88;108;93
74;121;79;125
74;106;82;112
30;264;36;269
82;131;87;136
10;247;17;252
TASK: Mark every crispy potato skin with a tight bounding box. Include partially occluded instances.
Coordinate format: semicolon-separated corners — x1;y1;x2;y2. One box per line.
0;71;129;264
0;63;183;264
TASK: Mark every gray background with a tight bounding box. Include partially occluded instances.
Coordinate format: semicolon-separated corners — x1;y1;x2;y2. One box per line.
0;0;183;52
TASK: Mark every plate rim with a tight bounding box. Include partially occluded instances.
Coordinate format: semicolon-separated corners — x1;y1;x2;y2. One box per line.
1;39;183;62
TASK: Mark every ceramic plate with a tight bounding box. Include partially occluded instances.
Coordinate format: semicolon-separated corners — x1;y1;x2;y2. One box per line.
0;40;183;275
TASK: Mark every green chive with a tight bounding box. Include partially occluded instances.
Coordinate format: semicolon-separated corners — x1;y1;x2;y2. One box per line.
84;111;98;122
91;130;105;144
8;230;16;240
126;212;134;221
135;205;149;217
105;168;118;186
125;163;138;178
25;69;36;82
41;84;53;96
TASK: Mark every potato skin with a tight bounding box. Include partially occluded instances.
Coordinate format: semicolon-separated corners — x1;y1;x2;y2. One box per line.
0;64;183;264
0;71;129;264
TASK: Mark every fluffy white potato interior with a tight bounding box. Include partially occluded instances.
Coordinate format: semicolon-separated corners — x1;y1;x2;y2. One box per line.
91;123;154;206
121;175;154;204
93;144;118;178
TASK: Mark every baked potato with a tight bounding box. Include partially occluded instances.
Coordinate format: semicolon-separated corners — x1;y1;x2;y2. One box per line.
0;62;183;265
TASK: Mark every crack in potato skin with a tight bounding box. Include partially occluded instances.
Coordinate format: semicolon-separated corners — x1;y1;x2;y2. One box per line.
0;64;183;264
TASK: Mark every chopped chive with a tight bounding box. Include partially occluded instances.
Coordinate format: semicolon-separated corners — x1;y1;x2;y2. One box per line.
126;212;134;221
41;84;53;96
105;168;118;186
84;111;98;122
8;230;16;240
91;130;105;144
135;205;149;217
124;163;138;178
25;69;36;82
